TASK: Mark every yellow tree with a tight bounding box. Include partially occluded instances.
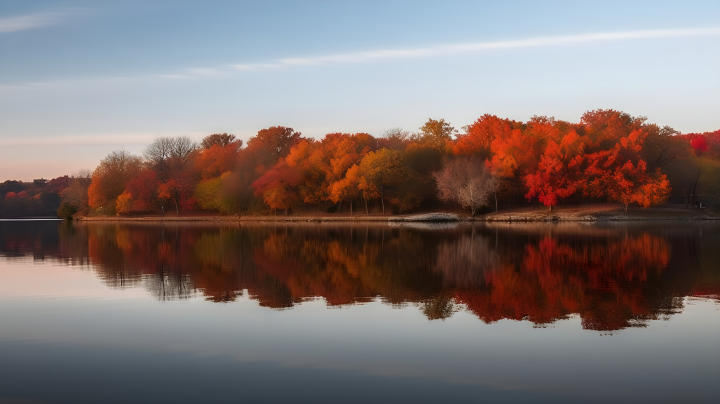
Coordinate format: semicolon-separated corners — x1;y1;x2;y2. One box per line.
417;118;456;152
356;149;404;214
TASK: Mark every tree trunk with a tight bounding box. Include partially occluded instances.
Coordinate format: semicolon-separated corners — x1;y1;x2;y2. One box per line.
174;199;179;217
689;170;700;208
494;191;498;213
350;200;353;215
549;204;552;212
625;203;628;213
381;187;385;214
365;198;369;215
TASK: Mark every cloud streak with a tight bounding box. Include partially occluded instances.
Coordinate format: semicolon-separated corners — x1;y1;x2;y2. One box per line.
230;27;720;70
0;134;157;147
1;26;718;90
0;10;78;33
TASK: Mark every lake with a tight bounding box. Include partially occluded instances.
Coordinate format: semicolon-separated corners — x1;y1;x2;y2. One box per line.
1;220;718;403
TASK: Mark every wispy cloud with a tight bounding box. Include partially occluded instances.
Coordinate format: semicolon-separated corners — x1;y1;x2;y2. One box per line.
1;26;718;90
0;10;80;33
230;27;720;70
0;131;209;147
0;134;155;147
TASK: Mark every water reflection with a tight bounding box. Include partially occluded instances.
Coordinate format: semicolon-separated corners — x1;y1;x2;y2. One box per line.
1;220;718;330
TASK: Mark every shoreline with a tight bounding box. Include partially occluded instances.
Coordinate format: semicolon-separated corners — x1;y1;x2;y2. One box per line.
74;207;719;223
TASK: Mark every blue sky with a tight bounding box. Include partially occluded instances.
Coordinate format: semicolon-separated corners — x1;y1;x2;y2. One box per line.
1;0;719;181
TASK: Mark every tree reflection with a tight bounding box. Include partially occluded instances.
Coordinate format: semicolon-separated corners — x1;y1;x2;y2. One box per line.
1;221;718;331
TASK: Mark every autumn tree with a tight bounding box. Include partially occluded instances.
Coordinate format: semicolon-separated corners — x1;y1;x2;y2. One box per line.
158;175;197;216
434;158;497;216
61;171;92;214
45;176;70;194
261;184;294;215
271;132;378;210
200;133;238;150
640;125;688;171
330;165;361;214
0;180;26;197
524;130;586;211
325;133;377;209
192;135;243;214
454;114;520;159
356;148;405;214
144;136;196;180
416;118;456;152
584;129;671;212
194;172;238;214
115;169;159;214
489;128;541;206
194;139;242;180
581;109;645;151
378;128;410;151
248;126;302;162
143;136;199;214
216;140;285;213
251;160;303;214
88;150;143;214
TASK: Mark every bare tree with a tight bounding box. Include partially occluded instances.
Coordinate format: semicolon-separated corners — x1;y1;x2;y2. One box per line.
433;158;496;216
380;127;410;150
145;136;197;179
170;136;196;164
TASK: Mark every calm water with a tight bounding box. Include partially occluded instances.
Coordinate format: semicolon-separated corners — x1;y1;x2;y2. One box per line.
0;220;718;403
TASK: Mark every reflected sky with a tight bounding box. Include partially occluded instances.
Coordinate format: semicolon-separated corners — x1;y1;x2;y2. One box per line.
1;221;719;403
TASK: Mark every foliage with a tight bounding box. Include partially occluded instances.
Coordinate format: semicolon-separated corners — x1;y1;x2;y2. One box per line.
524;131;585;210
248;126;302;161
144;136;196;181
200;133;238;150
17;108;712;217
417;118;456;152
456;114;520;159
434;158;496;215
355;148;405;214
88;150;143;214
56;202;77;220
195;173;238;213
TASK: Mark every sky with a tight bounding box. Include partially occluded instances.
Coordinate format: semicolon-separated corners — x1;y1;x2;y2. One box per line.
1;0;719;181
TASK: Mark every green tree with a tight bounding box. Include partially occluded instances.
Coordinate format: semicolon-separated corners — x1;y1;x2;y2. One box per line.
57;202;78;220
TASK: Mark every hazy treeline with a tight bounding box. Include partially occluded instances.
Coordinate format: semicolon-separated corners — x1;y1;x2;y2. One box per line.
2;109;719;218
0;172;90;218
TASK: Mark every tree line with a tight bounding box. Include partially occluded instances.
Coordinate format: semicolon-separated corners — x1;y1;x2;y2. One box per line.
1;108;718;218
